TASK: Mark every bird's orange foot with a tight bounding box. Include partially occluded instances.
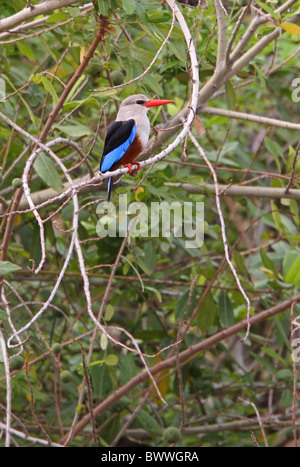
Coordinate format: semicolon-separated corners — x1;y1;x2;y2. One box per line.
123;162;141;176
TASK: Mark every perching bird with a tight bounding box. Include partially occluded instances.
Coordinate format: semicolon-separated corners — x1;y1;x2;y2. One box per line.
100;94;173;201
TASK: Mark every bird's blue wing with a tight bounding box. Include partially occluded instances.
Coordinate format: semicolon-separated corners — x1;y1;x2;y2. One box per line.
100;120;136;172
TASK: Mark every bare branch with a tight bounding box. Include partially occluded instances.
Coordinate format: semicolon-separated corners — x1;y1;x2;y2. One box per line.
200;106;300;131
0;0;89;33
0;3;93;39
166;183;300;201
189;131;251;340
0;326;11;447
214;0;227;67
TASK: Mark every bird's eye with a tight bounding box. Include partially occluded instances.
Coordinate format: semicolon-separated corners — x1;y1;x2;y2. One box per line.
136;100;145;105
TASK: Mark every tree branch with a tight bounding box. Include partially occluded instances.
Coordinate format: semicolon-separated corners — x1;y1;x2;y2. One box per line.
167;183;300;200
60;292;300;443
0;0;88;33
0;3;93;39
200;106;300;131
214;0;227;68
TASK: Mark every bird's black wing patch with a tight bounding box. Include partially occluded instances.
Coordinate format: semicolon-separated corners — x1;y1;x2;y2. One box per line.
101;119;135;159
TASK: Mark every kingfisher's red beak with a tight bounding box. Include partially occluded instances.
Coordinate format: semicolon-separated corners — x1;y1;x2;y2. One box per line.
145;99;173;108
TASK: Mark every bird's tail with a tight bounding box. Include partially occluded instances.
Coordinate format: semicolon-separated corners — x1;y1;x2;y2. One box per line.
107;177;112;202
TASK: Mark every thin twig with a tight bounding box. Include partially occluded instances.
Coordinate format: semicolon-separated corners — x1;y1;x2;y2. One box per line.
0;326;11;447
285;140;300;194
240;399;269;447
189;130;252;341
25;352;52;445
79;344;98;447
90;6;176;94
290;302;299;448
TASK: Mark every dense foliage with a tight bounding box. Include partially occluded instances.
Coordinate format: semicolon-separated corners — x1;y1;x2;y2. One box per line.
0;0;300;447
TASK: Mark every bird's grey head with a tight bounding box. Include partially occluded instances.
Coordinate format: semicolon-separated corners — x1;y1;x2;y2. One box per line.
117;94;150;121
120;94;149;109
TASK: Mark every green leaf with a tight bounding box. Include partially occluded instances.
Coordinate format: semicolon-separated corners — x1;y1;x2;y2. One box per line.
281;389;293;408
34;152;62;192
97;0;110;16
285;145;296;173
233;252;251;281
218;291;234;328
256;1;279;20
225;80;237;110
253;63;267;89
276;369;293;380
143;241;156;272
40;76;58;105
265;137;283;159
90;364;112;398
100;332;108;350
265;137;283;171
63;97;98;112
17;41;35;61
135;410;163;436
260;248;278;279
196;293;216;333
104;304;114;321
131;46;154;65
141;75;163;96
64;74;86;104
168;40;186;63
145;286;162;303
120;354;137;385
175;288;196;320
46;12;71;23
251;352;277;374
65;6;81;17
58;124;92;137
0;261;22;275
4;74;37;126
283;250;297;277
135;256;151;276
270;200;283;233
104;354;118;366
0;308;8;321
261;346;285;364
284;255;300;285
147;10;171;23
91;89;118;98
273;315;291;349
122;0;136;15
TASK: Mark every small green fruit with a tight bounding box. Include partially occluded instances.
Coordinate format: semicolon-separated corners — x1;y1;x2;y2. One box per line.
51;343;62;354
60;370;72;383
12;178;22;188
10;356;24;370
111;70;124;86
163;426;181;444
